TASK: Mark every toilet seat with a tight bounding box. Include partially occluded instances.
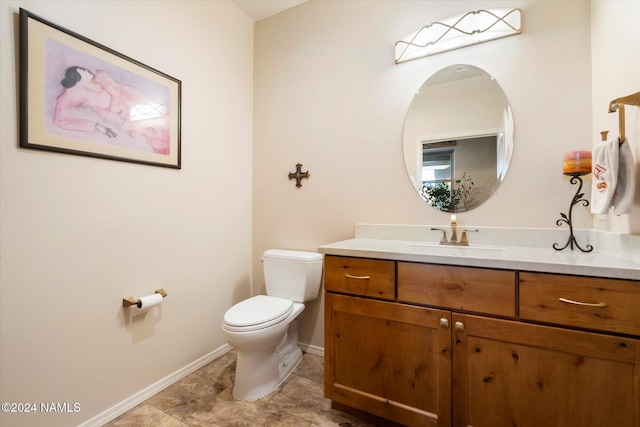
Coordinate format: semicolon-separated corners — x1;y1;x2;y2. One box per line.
223;295;293;332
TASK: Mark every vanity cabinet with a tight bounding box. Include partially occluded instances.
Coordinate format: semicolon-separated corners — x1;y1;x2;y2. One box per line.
324;293;451;426
324;255;395;300
519;272;640;336
397;263;516;317
324;255;450;426
324;255;640;427
452;313;638;427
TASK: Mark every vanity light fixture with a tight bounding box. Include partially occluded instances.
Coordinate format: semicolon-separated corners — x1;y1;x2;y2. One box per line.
395;8;522;64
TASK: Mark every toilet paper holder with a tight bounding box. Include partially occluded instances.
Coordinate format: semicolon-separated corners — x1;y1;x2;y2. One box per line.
123;289;168;308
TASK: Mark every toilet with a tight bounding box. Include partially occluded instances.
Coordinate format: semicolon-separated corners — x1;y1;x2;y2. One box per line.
222;249;323;401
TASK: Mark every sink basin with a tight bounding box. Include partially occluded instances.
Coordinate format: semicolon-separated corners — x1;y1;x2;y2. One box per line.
407;242;507;257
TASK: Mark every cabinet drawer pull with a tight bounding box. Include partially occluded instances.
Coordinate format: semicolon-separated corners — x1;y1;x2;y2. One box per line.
559;297;608;308
344;274;370;280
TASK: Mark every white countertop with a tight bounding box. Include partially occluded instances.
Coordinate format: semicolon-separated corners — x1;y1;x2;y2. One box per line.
317;225;640;281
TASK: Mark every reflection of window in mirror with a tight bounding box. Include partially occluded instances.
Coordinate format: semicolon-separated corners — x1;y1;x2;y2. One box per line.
420;135;498;212
422;148;453;188
420;140;456;211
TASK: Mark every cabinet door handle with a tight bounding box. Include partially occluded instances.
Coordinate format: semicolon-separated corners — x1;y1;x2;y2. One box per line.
455;321;464;331
559;297;608;308
440;318;449;328
344;274;370;280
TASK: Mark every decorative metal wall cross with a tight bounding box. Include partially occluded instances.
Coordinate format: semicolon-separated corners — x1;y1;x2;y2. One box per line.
288;163;310;188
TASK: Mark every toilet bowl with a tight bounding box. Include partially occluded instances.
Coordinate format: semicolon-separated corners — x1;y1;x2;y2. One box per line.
222;250;323;401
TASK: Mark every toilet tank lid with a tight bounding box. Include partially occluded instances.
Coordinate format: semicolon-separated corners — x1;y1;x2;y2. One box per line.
263;249;323;262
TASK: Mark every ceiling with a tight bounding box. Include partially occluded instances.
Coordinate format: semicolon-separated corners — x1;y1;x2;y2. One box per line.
233;0;307;22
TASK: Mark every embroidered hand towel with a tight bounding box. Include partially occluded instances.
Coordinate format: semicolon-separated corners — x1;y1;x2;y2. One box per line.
591;140;619;214
613;139;636;215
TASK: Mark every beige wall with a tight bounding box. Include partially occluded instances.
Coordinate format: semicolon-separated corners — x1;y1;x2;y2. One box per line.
591;0;640;233
253;0;638;350
0;1;253;426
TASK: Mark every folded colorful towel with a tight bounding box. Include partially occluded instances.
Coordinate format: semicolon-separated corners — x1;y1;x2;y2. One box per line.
591;140;618;214
613;139;636;215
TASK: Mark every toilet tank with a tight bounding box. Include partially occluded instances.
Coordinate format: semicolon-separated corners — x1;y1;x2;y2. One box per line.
262;249;324;302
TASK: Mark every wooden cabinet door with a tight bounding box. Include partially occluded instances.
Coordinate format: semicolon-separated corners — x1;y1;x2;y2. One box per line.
452;313;640;427
325;293;452;427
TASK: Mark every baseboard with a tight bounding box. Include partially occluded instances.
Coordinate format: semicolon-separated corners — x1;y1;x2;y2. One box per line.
79;341;321;426
78;344;233;427
299;342;324;357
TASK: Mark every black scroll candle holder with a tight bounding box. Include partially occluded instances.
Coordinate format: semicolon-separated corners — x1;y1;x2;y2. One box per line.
553;172;593;252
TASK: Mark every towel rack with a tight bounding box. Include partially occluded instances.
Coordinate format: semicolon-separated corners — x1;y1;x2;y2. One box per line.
608;91;640;144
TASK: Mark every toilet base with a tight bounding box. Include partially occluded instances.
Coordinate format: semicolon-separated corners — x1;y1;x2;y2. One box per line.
232;321;302;401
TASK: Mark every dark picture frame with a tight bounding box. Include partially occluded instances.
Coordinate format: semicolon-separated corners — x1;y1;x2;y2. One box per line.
19;8;182;169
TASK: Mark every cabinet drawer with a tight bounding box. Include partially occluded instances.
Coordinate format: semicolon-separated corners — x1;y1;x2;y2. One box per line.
324;256;395;300
397;262;516;317
519;272;640;336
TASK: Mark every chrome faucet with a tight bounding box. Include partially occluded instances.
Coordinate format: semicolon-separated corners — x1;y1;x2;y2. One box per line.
431;215;478;246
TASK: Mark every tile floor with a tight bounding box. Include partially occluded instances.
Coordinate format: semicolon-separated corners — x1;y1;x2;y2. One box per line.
104;351;375;427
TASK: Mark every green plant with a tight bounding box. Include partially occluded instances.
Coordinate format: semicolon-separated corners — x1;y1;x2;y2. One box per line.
420;172;487;212
421;182;456;212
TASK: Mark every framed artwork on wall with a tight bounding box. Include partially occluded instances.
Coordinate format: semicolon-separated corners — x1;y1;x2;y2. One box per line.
19;8;182;169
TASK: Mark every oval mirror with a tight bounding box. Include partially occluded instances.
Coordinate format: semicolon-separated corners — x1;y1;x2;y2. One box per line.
402;64;514;212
